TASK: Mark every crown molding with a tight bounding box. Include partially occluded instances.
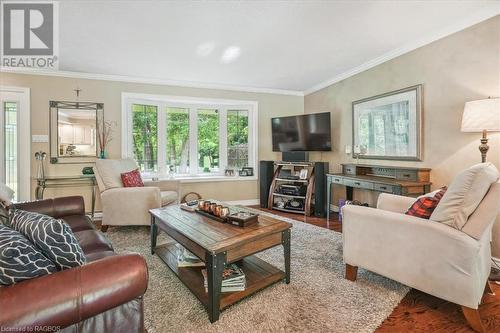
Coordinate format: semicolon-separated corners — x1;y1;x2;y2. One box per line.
0;67;304;97
304;6;500;95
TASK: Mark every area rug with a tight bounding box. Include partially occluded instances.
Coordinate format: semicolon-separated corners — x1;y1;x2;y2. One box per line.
105;211;409;333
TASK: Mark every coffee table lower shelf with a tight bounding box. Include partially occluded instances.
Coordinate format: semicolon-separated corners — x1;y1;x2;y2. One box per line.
154;243;285;311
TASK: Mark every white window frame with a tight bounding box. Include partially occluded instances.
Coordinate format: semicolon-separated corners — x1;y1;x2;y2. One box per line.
122;92;258;182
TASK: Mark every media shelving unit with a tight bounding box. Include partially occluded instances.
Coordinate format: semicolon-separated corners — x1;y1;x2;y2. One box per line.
267;162;316;216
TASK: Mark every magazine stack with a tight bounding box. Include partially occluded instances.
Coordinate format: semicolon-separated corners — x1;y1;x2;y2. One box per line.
202;264;246;292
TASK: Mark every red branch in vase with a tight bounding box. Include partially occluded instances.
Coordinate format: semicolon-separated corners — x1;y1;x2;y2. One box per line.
97;120;116;154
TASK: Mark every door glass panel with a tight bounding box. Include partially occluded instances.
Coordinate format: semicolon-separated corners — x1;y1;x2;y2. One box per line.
227;110;249;168
132;104;158;173
166;107;190;174
197;109;219;173
4;102;17;201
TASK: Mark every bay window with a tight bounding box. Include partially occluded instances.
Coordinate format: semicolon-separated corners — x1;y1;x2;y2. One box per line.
197;108;220;173
166;107;190;173
227;110;249;168
122;93;257;180
132;104;158;173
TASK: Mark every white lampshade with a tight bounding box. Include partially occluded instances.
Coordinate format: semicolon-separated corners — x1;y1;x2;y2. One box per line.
461;98;500;132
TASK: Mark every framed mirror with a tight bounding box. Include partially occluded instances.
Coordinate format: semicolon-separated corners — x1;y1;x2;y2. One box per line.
352;85;423;161
49;101;104;164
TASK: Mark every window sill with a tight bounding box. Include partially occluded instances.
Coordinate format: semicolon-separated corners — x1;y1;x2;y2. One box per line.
143;175;258;184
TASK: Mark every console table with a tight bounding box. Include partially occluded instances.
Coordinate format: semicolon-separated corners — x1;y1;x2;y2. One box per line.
35;175;97;220
326;164;431;220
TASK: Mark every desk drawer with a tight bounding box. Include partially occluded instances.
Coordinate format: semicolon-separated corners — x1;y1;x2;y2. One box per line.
330;176;343;185
373;183;395;193
395;170;418;181
344;179;374;190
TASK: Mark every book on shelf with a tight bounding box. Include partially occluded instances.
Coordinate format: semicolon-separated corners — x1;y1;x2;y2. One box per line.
176;244;205;267
201;263;246;292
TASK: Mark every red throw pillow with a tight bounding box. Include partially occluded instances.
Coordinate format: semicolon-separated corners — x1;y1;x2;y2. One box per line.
405;187;447;219
433;186;447;200
121;169;144;187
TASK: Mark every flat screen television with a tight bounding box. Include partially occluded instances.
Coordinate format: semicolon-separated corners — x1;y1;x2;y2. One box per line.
271;112;331;152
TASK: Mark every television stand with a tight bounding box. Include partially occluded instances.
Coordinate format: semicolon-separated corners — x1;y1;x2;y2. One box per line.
267;161;328;217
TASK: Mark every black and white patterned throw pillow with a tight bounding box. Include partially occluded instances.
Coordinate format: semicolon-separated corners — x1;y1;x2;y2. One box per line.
9;209;86;270
0;224;58;285
0;204;8;226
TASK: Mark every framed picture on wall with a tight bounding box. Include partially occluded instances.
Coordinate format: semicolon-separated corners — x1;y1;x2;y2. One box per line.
352;84;423;161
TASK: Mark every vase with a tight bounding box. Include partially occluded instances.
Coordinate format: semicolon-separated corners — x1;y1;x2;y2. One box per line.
99;150;106;159
35;151;46;180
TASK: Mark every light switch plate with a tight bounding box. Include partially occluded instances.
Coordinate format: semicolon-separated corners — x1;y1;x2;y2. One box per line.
32;135;49;143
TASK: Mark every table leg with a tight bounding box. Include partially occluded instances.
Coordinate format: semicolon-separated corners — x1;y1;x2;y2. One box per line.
91;184;96;222
346;186;354;201
150;216;158;255
35;185;42;200
326;177;332;221
282;229;291;284
206;251;226;323
35;185;45;200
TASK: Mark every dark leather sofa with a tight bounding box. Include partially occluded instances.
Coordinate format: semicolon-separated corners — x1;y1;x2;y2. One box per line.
0;196;148;333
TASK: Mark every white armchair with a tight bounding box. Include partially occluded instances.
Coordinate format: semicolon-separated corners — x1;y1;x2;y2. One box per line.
342;182;499;333
93;159;180;229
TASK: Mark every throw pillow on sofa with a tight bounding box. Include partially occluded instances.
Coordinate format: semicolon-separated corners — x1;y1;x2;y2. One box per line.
430;162;499;229
121;168;144;187
0;224;58;285
0;204;8;226
406;187;447;219
9;209;86;270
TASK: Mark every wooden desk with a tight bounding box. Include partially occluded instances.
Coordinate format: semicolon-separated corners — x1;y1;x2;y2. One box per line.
326;164;431;220
35;175;97;220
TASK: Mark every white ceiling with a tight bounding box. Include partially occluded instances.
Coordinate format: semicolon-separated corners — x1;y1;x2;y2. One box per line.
54;1;500;93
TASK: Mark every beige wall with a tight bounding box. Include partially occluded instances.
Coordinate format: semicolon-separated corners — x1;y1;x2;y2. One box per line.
304;16;500;258
0;72;303;209
1;16;498;257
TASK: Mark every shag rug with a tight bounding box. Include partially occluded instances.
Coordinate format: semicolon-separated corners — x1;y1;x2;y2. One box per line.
105;210;409;333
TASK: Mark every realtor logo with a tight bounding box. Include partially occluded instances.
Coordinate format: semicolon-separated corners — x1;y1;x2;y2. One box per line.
1;1;59;69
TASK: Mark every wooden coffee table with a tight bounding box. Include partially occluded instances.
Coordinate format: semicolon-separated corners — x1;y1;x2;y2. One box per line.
149;204;292;323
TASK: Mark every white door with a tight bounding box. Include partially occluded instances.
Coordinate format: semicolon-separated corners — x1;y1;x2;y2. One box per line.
0;87;30;202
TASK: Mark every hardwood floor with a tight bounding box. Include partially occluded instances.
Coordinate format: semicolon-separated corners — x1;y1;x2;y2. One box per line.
250;206;500;333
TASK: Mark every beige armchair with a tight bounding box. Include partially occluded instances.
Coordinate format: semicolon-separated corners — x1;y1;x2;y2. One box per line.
94;159;180;229
342;181;499;333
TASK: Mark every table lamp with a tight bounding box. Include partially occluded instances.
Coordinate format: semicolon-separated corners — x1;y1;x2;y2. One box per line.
461;97;500;162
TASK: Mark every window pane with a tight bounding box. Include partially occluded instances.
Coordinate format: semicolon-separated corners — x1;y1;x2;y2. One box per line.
166;107;190;174
197;109;219;173
4;102;17;201
227;110;249;168
132;104;157;173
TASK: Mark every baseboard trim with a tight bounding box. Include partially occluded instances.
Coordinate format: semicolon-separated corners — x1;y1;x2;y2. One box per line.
225;199;259;206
